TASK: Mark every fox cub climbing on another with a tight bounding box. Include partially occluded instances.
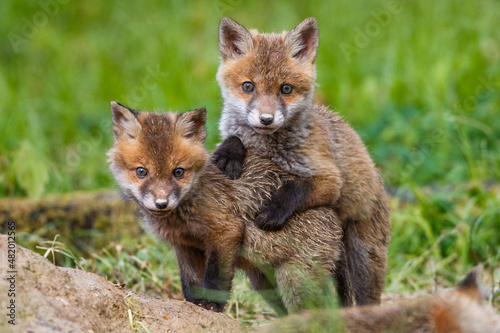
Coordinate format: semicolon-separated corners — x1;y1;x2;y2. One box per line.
108;102;353;315
213;17;391;305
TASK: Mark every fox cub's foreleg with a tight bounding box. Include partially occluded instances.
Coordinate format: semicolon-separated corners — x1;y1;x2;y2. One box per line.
175;245;236;312
201;250;237;311
213;136;341;231
174;245;219;309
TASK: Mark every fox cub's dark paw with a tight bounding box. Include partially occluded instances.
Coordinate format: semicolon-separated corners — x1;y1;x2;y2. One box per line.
255;201;289;231
212;136;247;180
197;300;225;312
255;179;309;231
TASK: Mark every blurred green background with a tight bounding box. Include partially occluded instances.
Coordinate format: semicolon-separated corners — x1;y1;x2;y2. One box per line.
1;0;499;320
2;0;499;197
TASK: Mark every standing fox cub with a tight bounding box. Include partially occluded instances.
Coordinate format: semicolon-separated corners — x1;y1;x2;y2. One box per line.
108;102;353;314
213;17;391;305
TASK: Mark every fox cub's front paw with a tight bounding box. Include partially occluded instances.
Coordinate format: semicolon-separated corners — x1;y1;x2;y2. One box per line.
197;300;225;312
255;179;309;231
255;201;289;231
212;136;247;180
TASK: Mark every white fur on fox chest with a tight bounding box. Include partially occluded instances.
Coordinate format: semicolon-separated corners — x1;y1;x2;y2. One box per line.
219;87;316;177
220;112;314;177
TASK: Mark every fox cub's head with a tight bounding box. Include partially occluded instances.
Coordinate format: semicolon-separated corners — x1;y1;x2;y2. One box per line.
217;17;319;135
108;102;208;215
432;265;500;332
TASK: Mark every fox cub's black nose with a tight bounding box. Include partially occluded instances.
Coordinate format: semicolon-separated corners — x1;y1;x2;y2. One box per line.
155;200;168;210
260;114;274;126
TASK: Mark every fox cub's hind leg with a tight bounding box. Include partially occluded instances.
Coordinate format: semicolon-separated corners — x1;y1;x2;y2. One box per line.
246;268;288;316
333;244;355;307
344;193;390;305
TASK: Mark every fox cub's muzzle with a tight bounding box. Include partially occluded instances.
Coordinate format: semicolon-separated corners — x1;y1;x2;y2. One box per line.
260;114;274;126
155;199;168;210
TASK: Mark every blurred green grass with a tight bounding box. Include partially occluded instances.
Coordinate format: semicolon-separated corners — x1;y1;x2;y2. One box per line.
1;0;498;197
2;0;500;324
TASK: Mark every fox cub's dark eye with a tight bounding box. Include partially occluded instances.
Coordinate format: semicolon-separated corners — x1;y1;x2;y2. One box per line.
242;81;254;93
136;167;148;178
281;84;293;95
173;167;185;179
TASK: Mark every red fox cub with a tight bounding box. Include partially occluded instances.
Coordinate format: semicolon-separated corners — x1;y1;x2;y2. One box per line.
108;102;353;315
265;266;500;333
213;17;391;305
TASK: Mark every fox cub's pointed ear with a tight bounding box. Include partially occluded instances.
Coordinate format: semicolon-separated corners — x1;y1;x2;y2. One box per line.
284;17;319;64
219;17;254;60
457;264;485;303
176;107;207;142
110;101;141;140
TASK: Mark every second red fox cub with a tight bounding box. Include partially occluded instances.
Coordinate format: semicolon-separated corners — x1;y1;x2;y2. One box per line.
265;266;500;333
108;102;352;315
340;266;500;332
213;17;391;305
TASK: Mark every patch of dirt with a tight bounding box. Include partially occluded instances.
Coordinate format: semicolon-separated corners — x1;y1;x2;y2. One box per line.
0;235;242;332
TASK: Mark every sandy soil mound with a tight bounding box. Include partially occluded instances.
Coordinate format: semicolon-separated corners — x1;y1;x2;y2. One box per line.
0;235;242;332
